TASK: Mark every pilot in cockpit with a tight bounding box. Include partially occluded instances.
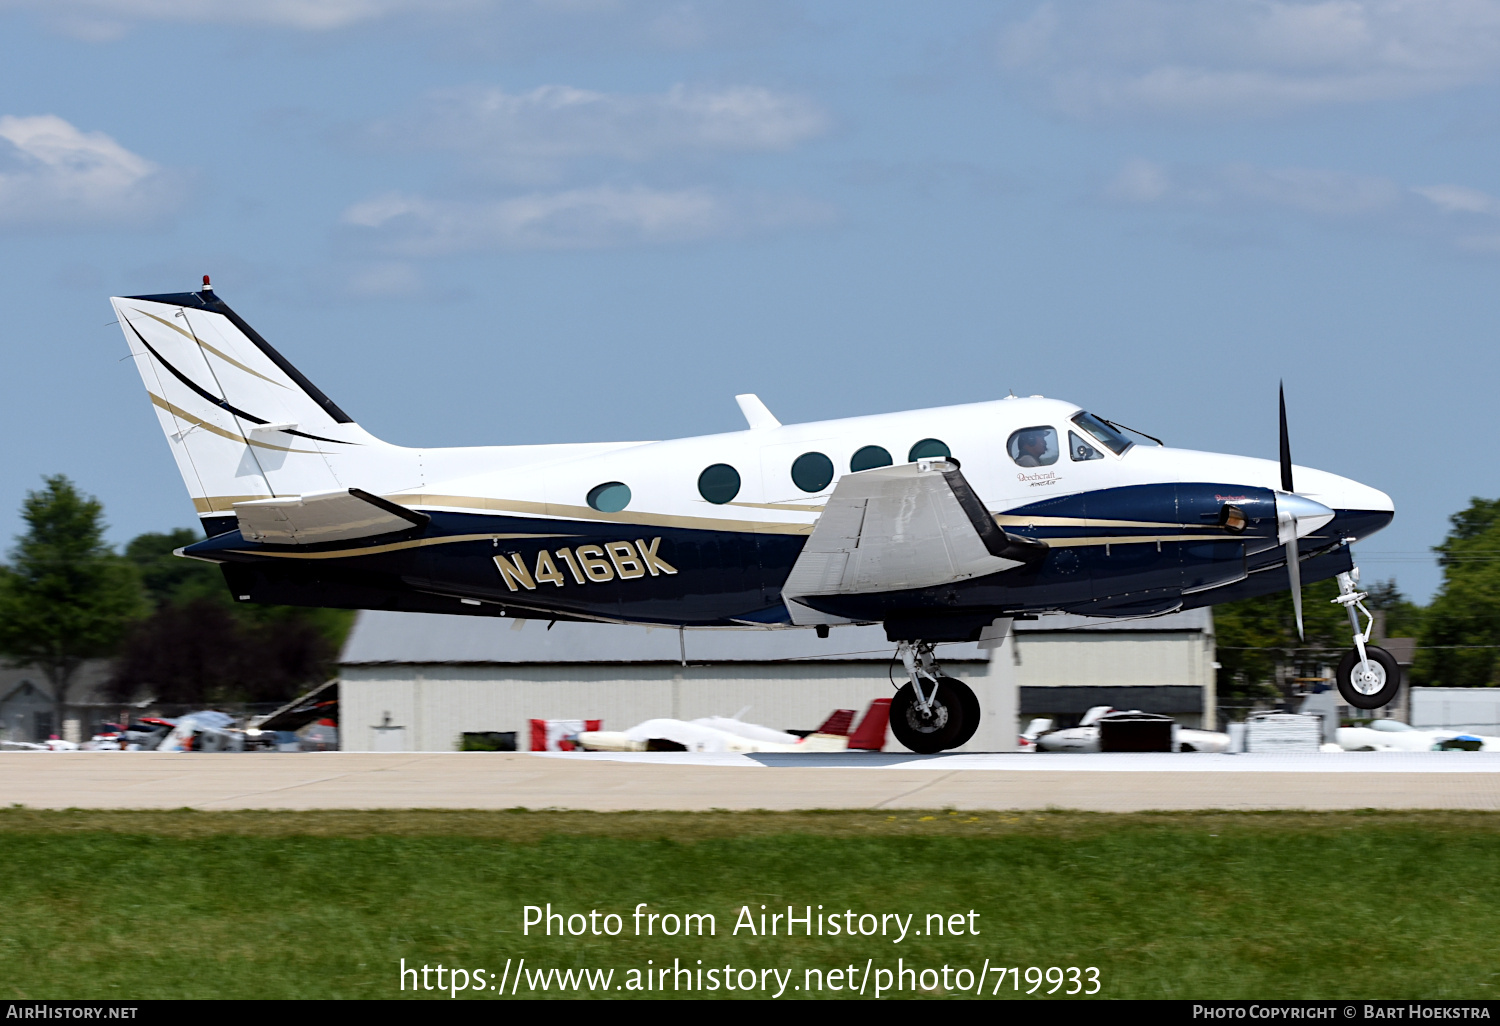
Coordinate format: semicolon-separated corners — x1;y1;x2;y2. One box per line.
1013;429;1050;468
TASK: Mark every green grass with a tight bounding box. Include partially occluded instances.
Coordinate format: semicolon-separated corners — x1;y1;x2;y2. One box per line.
2;808;1497;1000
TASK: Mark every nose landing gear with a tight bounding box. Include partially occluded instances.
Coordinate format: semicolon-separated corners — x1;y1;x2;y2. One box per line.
1332;569;1402;710
889;641;980;754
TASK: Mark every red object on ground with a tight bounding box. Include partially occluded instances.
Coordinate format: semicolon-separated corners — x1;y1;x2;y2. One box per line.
812;708;856;736
848;698;892;751
529;719;602;752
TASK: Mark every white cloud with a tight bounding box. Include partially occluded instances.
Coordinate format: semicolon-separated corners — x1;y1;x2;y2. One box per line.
1108;158;1402;215
1000;0;1500;117
1413;183;1500;215
0;114;178;229
1107;157;1500;253
342;261;429;299
1106;157;1173;203
0;0;466;31
341;185;832;254
367;84;829;179
2;0;799;45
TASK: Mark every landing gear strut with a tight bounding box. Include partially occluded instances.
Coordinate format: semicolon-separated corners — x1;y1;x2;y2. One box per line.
1332;568;1401;710
888;641;980;754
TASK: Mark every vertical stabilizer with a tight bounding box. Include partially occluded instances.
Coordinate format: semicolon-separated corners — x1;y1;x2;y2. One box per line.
112;284;393;533
848;698;891;750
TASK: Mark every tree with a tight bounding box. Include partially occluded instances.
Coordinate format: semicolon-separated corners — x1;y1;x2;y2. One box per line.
109;528;354;706
1364;578;1424;640
110;596;340;706
0;476;146;734
125;527;222;606
1212;576;1352;709
1415;498;1500;686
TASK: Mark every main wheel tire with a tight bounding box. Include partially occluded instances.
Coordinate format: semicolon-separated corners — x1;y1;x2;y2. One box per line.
939;677;981;749
1336;646;1401;710
889;680;966;754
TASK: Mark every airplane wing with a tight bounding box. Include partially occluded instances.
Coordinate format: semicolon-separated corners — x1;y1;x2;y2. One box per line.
782;459;1045;625
233;488;429;545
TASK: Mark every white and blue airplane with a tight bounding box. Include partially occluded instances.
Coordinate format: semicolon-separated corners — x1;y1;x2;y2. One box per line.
112;278;1398;753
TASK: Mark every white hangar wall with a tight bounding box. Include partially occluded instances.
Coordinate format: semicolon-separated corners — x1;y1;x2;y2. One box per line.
337;609;1216;751
338;612;1014;754
343;660;998;754
1014;628;1214;688
1012;610;1218;730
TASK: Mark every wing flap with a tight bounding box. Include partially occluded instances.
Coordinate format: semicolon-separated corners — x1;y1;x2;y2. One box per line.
783;460;1043;623
234;488;428;545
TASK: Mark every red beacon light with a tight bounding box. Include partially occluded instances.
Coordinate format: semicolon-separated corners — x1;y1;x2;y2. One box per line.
202;274;212;291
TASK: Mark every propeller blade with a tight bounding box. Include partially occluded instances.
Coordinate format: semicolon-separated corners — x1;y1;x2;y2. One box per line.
1278;381;1294;493
1286;539;1304;641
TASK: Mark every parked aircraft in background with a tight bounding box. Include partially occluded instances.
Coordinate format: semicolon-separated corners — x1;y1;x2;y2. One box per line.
1031;706;1231;753
577;700;890;753
1336;719;1499;752
113;280;1398;753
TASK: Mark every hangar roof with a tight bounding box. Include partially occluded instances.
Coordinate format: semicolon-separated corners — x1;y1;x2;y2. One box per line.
339;608;1210;666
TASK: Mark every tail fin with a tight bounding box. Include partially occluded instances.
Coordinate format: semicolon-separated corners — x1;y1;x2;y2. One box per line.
113;282;391;534
848;698;891;751
812;708;856;737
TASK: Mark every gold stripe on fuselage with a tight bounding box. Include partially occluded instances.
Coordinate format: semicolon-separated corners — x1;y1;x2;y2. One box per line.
1043;533;1248;548
226;532;576;560
994;514;1220;531
383;493;816;536
193;493;1243;554
725;500;826;513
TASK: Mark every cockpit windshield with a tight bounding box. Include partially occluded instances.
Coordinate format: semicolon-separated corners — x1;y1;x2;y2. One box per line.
1072;412;1133;456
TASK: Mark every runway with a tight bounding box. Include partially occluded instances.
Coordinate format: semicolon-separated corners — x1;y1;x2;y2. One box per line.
5;750;1500;811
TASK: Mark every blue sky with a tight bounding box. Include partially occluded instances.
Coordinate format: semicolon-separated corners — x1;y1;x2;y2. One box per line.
1;0;1498;601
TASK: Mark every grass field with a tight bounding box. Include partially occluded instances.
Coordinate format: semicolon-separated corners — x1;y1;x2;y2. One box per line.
3;808;1498;1000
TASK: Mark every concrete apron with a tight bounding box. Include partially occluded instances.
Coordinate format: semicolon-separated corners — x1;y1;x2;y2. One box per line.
4;751;1500;811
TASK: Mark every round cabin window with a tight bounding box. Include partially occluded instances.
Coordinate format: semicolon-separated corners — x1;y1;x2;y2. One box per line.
697;463;741;505
908;438;950;462
586;481;631;512
850;445;893;473
790;452;835;493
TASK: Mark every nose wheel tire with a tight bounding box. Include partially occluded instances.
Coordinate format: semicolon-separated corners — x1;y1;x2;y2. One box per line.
1336;645;1401;710
890;678;970;754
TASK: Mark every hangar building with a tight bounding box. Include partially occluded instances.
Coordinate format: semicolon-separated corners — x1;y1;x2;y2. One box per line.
337;607;1215;752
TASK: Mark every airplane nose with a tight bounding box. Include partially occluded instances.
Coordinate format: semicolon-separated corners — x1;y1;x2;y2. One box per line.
1276;491;1335;542
1275;467;1393;544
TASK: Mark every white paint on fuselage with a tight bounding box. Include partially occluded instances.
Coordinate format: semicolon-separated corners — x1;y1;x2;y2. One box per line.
409;396;1392;528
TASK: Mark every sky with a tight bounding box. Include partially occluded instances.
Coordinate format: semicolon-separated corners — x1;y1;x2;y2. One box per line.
1;0;1498;601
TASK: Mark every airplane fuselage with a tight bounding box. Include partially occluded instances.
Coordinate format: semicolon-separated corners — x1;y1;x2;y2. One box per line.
181;393;1392;633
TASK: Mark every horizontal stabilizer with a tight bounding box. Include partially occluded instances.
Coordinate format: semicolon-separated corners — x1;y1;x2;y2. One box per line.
783;459;1044;624
234;488;428;545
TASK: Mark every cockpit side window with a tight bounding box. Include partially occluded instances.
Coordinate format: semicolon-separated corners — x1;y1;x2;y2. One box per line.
1069;431;1103;462
1007;426;1059;467
1072;412;1133;456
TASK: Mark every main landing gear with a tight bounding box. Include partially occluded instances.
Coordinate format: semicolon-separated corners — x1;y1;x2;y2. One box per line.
889;641;980;754
1332;568;1402;710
